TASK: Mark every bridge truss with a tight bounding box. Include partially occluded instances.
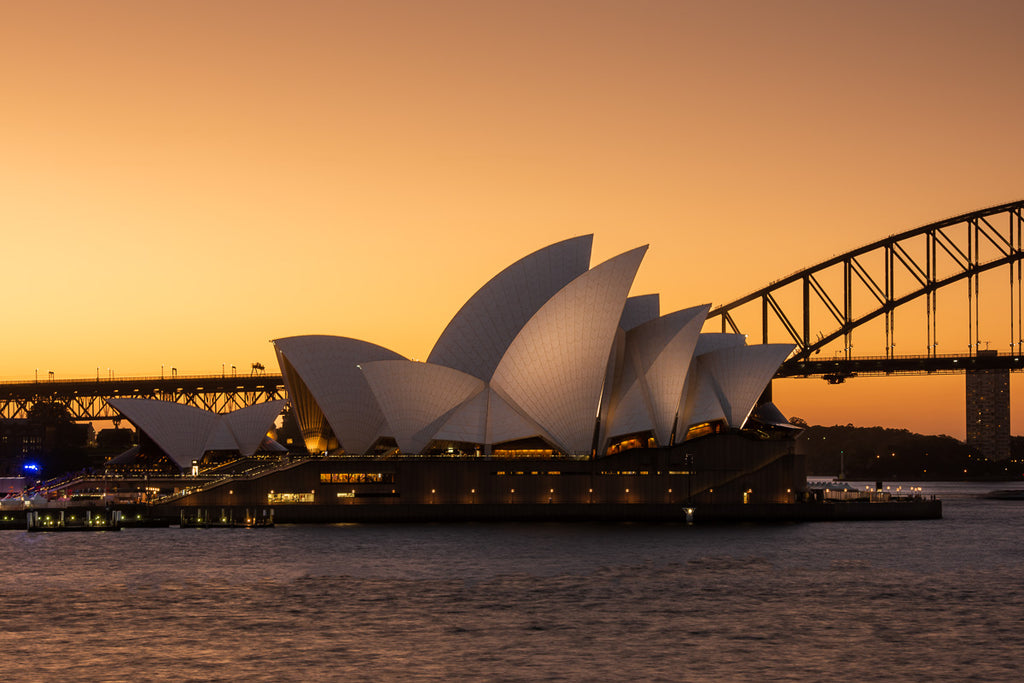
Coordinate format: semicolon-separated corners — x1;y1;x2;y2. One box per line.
708;200;1024;374
0;374;287;421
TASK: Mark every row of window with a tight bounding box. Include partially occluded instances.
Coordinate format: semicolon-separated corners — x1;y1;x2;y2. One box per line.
320;472;394;484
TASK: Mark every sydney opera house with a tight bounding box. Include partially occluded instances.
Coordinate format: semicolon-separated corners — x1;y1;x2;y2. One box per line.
113;236;807;521
274;236;794;459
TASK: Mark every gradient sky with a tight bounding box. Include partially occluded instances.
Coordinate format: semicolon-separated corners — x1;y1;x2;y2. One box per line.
2;1;1023;438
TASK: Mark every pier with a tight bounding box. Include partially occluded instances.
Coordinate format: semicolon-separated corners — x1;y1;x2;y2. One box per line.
26;509;123;532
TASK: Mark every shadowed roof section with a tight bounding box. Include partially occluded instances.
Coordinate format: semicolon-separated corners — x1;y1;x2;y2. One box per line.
678;361;727;432
223;399;288;456
609;304;709;445
619;294;660;331
694;343;795;428
427;235;593;381
359;360;485;454
273;335;405;455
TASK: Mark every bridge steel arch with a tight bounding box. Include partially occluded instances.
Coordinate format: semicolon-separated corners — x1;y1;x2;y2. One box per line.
708;200;1024;370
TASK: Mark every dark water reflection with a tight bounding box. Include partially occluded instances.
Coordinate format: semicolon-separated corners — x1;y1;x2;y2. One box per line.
1;485;1022;681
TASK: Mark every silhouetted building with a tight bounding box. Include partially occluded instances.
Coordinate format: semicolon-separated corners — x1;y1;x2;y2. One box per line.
0;419;44;476
966;352;1010;461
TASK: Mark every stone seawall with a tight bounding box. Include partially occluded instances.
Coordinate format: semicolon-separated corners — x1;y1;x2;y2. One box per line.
155;499;941;524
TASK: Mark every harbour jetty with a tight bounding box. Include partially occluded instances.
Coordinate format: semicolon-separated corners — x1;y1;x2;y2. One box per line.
26;509;122;532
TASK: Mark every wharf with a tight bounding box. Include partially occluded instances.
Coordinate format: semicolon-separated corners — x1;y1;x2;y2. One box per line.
178;508;275;529
26;509;122;532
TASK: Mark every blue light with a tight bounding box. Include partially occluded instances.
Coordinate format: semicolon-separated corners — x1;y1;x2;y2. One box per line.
23;463;39;472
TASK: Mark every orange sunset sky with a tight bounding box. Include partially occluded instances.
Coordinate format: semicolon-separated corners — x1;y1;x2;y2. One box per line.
2;1;1023;438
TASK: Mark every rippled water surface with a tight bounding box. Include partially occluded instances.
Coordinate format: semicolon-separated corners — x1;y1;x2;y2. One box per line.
2;482;1023;682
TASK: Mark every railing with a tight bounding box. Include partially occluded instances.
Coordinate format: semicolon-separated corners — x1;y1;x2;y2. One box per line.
0;372;282;386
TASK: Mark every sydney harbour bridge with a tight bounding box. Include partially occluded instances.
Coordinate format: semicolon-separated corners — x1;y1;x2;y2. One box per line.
3;200;1023;457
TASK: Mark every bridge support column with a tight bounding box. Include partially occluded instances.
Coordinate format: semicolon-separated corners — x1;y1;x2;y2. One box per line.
965;358;1010;461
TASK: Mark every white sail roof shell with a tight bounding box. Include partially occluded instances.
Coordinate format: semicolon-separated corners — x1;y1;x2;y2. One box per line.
433;387;490;445
223;399;289;456
619;294;660;331
107;398;286;469
359;360;485;454
427;384;555;448
675;332;749;434
694;333;747;356
485;389;555;446
261;436;289;452
427;235;593;381
491;246;647;454
618;304;710;445
108;399;219;469
678;362;728;431
698;343;794;428
604;379;651;441
273;335;405;454
205;420;239;452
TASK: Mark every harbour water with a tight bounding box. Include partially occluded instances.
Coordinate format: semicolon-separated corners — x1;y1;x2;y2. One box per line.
1;481;1022;682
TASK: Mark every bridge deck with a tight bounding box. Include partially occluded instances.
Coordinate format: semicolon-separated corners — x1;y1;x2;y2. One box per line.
0;374;286;420
780;352;1024;381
